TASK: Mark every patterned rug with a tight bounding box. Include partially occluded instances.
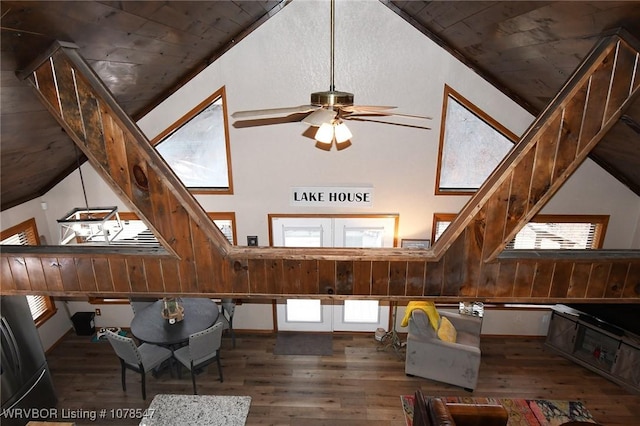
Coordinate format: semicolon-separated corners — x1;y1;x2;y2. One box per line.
401;395;598;426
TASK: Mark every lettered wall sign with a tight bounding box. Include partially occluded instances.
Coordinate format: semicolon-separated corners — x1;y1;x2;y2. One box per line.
290;186;373;207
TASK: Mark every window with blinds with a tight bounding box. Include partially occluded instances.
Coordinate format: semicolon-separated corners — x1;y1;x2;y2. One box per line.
1;218;57;326
433;213;608;249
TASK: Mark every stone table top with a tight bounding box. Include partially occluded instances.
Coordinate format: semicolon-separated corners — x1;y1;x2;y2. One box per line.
140;394;251;426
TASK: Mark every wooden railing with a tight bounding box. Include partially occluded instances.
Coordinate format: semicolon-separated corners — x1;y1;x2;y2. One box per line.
1;33;639;302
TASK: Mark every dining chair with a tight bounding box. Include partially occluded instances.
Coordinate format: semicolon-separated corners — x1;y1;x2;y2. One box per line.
129;297;156;314
104;330;173;400
173;322;224;394
216;298;236;348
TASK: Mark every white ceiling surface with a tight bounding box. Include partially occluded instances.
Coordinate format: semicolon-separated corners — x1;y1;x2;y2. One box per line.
26;0;640;248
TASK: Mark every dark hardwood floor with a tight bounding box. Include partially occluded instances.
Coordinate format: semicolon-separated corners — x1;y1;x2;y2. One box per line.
46;332;640;425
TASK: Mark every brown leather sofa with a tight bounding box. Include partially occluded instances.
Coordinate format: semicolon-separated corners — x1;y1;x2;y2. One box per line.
412;390;508;426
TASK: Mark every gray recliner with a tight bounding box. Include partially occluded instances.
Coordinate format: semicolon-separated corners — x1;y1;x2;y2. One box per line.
405;309;482;390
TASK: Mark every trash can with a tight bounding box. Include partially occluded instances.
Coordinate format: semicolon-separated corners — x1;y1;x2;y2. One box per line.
71;311;95;336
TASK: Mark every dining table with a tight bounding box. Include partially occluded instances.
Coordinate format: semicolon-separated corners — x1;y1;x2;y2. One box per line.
130;298;219;347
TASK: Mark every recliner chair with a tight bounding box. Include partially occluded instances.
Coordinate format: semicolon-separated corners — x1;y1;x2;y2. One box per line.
405;309;482;390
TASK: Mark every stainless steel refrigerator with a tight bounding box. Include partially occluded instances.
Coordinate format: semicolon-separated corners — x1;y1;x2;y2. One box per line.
1;295;57;426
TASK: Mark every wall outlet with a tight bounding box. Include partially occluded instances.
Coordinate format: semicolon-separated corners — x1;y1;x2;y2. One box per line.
95;308;101;316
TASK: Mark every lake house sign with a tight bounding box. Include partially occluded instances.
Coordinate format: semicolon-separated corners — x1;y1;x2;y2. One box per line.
290;186;373;207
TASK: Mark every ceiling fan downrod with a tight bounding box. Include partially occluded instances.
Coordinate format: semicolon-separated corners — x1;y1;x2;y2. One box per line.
310;0;354;109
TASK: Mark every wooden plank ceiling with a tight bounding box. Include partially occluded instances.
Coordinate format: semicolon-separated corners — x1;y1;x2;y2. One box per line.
1;1;640;210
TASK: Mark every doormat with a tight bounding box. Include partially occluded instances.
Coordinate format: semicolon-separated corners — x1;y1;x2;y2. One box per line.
401;395;598;426
273;332;333;356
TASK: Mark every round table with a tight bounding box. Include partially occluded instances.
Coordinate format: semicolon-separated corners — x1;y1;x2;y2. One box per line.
130;298;219;346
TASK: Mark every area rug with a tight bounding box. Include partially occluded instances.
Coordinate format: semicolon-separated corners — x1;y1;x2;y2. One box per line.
400;395;598;426
142;394;251;425
273;332;333;355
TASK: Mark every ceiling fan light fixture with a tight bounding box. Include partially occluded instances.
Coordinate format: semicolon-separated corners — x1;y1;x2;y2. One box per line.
334;122;352;143
315;123;335;144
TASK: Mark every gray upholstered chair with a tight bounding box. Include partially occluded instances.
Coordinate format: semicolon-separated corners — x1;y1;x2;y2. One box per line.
173;322;224;394
129;297;156;314
405;309;482;391
216;298;236;348
104;330;173;400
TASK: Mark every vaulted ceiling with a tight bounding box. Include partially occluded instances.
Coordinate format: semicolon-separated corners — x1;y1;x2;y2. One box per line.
2;0;640;211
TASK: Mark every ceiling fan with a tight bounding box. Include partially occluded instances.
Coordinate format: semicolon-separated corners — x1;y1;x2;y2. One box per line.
231;0;431;150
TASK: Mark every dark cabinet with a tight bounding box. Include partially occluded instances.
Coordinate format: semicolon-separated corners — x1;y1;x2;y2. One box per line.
545;305;640;394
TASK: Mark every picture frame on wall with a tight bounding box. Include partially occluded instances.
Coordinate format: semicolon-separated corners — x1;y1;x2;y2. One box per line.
401;239;431;249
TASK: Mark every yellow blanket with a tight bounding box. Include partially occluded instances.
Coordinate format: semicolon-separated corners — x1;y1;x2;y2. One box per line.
400;301;440;330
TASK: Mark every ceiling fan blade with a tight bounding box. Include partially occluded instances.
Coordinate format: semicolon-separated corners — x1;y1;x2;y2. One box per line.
231;105;319;119
302;108;338;126
232;112;312;128
341;105;397;114
344;116;432;130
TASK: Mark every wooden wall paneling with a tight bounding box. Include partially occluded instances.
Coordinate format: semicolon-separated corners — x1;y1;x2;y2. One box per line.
424;259;443;296
41;258;64;292
7;258;30;291
388;261;407;296
92;258;113;293
566;262;591;298
529;114;560;208
168;201;198;293
352;260;372;295
265;259;284;295
317;260;335;296
75;257;97;293
102;111;133;199
191;223;216;293
126;257;148;293
405;261;426;297
0;258;15;291
513;261;535;298
622;262;640;298
51;52;84;142
481;176;511;262
585;262;610;298
530;262;554;298
33;58;61;116
24;257;47;292
74;71;109;168
124;139;155;223
229;259;250;295
577;47;616;154
549;262;573;298
247;259;267;294
143;258;165;293
604;262;629;298
298;260;319;295
462;207;487;297
282;259;302;294
476;261;500;298
371;261;390;295
441;233;465;296
504;147;536;243
336;261;354;295
58;257;81;292
495;261;517;297
604;41;638;123
552;85;586;183
158;259;181;293
109;258;131;293
147;168;176;249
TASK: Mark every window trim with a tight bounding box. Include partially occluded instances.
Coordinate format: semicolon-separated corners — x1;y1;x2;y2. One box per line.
435;85;518;195
432;213;609;249
1;218;57;327
151;86;233;195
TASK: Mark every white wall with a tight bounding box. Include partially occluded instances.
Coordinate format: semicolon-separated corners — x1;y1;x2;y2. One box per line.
27;0;637;249
1;1;638;341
